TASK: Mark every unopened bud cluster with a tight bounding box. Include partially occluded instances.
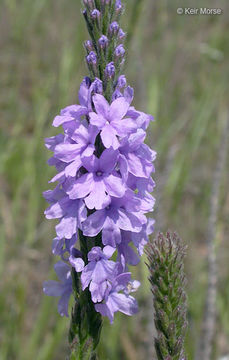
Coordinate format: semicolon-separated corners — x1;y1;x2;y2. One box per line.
146;232;188;360
83;0;126;100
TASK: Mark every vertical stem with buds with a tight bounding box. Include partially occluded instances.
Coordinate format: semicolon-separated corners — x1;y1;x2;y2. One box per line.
146;232;188;360
69;1;126;358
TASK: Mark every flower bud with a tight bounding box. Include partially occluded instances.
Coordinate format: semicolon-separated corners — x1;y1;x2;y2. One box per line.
109;21;119;36
83;0;95;10
118;28;126;40
115;0;123;14
84;40;94;52
117;75;127;89
86;51;97;65
91;9;100;20
91;78;103;94
115;44;125;58
98;35;108;49
105;62;115;78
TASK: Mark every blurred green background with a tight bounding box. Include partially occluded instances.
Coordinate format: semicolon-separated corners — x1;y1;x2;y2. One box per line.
0;0;229;359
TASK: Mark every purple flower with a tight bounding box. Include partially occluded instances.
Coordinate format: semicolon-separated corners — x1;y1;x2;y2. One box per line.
82;190;146;247
53;124;98;177
89;94;136;149
125;102;154;130
81;246;117;302
44;186;87;239
43;261;72;317
52;78;91;128
117;232;140;268
118;129;155;179
132;218;155;255
95;273;139;323
52;235;77;260
69;248;85;272
52;105;85;129
126;177;156;228
111;89;123;101
66;148;125;210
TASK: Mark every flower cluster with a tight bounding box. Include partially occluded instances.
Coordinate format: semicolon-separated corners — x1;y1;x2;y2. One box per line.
43;77;156;322
43;0;156;325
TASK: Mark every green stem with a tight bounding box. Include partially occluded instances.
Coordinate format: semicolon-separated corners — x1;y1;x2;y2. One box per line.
69;230;102;359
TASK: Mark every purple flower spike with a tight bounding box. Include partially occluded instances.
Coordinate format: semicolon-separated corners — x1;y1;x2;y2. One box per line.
43;261;72;317
44;0;156;330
